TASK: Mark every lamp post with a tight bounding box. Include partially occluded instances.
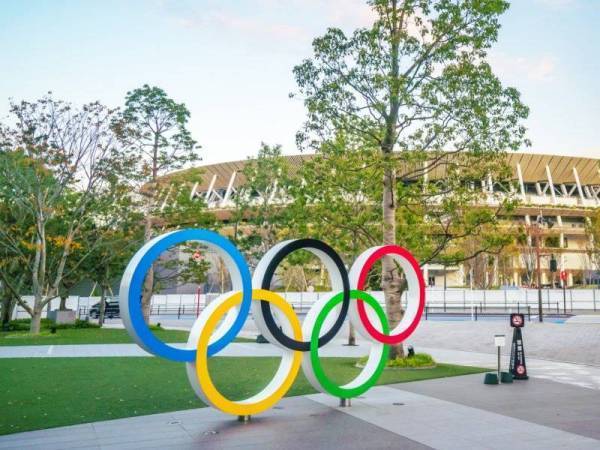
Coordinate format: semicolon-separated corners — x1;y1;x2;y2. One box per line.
526;220;544;323
534;225;543;322
527;214;555;323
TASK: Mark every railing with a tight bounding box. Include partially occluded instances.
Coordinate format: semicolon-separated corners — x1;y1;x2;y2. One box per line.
10;288;600;320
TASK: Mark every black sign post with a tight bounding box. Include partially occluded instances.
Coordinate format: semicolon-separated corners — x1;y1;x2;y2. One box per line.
509;313;528;380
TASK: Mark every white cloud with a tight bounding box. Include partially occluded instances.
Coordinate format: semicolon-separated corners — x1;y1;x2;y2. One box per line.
534;0;578;8
489;53;558;82
162;0;377;39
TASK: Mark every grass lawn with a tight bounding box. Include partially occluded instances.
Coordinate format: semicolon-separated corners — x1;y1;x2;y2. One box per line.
0;356;487;435
0;328;255;346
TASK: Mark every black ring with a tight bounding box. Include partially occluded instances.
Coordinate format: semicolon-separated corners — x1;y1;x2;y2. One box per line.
259;239;350;351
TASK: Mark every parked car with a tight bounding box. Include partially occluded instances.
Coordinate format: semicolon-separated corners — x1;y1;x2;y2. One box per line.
89;301;120;319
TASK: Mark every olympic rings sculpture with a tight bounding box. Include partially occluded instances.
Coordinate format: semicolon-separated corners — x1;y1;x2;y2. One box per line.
120;228;425;416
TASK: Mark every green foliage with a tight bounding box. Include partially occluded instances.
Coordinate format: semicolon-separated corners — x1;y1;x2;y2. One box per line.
358;352;436;368
285;0;528;305
3;318;100;332
0;95;136;331
283;138;517;268
545;235;560;248
114;84;198;181
231;143;293;265
293;0;529;153
386;353;436;368
0;326;190;346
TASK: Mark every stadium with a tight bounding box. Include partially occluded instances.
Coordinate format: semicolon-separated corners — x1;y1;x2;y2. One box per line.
175;152;600;290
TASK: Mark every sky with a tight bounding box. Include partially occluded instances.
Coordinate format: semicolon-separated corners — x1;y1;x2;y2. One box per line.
0;0;598;165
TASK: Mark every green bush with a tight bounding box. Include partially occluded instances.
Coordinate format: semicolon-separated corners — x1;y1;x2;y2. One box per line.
387;353;435;368
3;318;99;332
357;353;436;369
55;320;100;330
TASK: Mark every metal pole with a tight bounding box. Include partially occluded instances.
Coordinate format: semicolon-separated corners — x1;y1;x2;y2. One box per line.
470;290;474;321
563;283;566;314
443;289;446;312
536;228;543;322
569;289;573;312
497;346;501;382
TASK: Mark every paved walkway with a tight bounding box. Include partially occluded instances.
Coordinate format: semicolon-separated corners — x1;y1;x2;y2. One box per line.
408;320;600;366
1;374;599;449
104;313;600;365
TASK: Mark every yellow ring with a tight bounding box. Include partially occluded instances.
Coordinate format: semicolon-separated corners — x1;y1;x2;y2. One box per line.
195;289;303;415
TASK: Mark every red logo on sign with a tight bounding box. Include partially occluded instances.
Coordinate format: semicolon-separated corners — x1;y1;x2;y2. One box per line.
560;270;567;281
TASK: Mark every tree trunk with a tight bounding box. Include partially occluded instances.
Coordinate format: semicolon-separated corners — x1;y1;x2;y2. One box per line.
141;215;154;324
1;295;14;330
382;165;404;359
59;295;68;311
30;308;43;334
347;321;356;346
381;2;403;360
98;285;107;327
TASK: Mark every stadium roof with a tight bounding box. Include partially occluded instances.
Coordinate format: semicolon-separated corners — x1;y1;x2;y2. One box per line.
177;153;600;192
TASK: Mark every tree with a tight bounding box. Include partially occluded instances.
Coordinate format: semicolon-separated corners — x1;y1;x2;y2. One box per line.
0;96;130;333
0;150;35;328
77;178;143;326
284;137;516;345
113;85;202;324
231;144;293;266
586;209;600;285
292;0;529;357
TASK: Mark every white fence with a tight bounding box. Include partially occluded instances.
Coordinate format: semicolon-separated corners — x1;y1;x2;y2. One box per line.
11;288;600;320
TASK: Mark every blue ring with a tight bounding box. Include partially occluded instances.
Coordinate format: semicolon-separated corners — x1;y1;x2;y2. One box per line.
126;229;252;362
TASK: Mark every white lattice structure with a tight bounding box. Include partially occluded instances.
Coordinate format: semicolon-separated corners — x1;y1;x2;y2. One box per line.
167;153;600;288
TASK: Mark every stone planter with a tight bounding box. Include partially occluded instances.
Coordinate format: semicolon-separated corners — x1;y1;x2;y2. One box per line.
48;309;76;324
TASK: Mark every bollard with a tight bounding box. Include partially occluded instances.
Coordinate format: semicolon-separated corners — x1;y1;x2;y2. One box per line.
237;415;251;423
339;398;351;407
484;373;499;385
501;372;514;383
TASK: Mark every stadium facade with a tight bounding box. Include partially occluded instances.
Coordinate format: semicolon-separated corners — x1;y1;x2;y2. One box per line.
173;153;599;289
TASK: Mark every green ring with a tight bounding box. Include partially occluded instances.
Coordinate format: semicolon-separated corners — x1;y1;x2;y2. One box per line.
310;289;389;399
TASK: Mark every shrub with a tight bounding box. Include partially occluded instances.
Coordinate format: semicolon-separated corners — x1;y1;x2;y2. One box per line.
387;353;435;368
4;318;100;332
55;320;100;330
357;353;436;369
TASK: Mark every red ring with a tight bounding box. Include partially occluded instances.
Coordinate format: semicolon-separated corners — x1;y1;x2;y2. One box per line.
356;245;425;344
